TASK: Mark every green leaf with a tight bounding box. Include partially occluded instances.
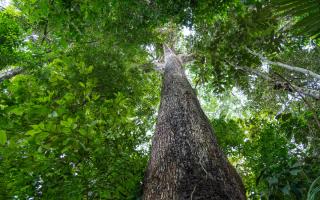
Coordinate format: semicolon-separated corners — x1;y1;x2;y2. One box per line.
10;107;24;116
268;176;278;185
0;130;7;145
290;169;301;176
281;184;290;195
26;129;41;136
79;82;85;88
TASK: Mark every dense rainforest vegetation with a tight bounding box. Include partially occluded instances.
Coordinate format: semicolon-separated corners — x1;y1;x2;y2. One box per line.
0;0;319;199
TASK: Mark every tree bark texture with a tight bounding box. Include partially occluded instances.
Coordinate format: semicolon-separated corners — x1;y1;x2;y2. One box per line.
143;46;246;200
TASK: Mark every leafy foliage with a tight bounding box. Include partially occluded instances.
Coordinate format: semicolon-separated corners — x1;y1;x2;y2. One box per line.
0;0;320;199
189;1;285;93
211;112;320;199
0;8;23;67
0;56;160;198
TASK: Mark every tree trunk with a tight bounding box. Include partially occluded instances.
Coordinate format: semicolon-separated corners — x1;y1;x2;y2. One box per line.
143;46;246;200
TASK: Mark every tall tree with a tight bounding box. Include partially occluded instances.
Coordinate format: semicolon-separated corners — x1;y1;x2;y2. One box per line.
2;0;319;199
143;45;245;199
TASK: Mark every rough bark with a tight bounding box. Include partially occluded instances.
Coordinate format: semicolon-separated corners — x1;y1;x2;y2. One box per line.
143;46;246;200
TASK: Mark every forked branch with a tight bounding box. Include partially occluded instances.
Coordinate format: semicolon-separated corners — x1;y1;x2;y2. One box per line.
247;48;320;80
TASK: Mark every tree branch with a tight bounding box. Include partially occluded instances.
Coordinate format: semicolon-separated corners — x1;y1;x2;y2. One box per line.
234;65;272;81
0;67;24;82
247;48;320;80
153;61;165;72
234;64;320;100
237;61;320;128
41;19;49;44
274;72;320;130
178;53;195;64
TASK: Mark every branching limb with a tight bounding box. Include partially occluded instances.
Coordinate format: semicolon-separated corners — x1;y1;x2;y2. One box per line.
178;53;195;64
274;72;320;130
0;67;24;82
293;86;320;100
234;64;320;100
41;19;49;44
235;63;320;129
234;65;272;81
154;62;165;72
246;48;320;80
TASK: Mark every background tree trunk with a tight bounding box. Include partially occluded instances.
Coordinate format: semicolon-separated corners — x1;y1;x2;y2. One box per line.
143;46;246;200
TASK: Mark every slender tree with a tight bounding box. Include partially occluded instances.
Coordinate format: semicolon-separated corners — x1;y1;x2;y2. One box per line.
143;45;246;199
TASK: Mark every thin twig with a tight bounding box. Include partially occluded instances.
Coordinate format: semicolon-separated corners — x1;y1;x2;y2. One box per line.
41;19;49;44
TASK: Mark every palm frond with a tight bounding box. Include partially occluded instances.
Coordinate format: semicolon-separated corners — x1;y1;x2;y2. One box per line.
307;176;320;200
272;0;320;38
